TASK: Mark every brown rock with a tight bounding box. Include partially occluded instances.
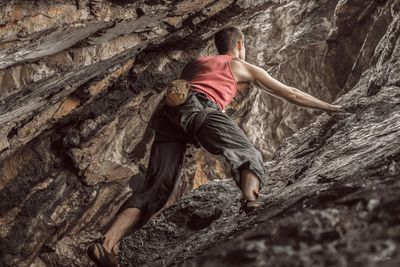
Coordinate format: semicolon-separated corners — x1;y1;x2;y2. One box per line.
0;0;398;266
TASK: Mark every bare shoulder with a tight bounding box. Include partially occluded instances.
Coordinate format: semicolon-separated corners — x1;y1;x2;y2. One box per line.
230;57;246;69
230;58;260;73
230;58;249;83
229;58;256;82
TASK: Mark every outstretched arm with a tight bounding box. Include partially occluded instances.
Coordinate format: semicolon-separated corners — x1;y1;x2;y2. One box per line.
230;59;342;113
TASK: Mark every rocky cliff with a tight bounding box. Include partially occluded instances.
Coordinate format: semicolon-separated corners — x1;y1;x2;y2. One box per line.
0;0;399;266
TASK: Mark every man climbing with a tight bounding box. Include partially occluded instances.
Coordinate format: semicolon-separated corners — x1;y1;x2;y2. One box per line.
87;26;343;266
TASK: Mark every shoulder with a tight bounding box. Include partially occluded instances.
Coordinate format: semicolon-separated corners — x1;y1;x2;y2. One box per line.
229;57;255;74
230;57;257;72
231;57;258;68
229;58;259;82
229;57;244;68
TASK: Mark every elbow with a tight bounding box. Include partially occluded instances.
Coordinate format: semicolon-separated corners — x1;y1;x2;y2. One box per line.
287;95;300;105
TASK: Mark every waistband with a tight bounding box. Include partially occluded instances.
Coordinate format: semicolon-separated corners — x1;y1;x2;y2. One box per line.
189;90;221;111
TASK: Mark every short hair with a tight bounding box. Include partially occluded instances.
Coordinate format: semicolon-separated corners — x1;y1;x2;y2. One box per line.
214;26;244;54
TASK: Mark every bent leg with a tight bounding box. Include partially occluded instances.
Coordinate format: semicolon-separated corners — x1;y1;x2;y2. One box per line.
103;208;141;253
240;168;260;201
102;140;186;253
194;111;265;200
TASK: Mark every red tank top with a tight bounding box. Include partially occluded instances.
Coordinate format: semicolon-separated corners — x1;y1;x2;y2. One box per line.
181;55;238;110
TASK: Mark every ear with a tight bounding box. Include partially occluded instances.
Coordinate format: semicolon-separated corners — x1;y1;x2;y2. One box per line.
237;40;242;50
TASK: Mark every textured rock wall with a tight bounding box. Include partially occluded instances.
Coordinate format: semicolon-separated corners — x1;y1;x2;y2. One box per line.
121;0;400;265
0;0;396;266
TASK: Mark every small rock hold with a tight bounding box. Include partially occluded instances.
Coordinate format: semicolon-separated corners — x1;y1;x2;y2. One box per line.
367;198;380;212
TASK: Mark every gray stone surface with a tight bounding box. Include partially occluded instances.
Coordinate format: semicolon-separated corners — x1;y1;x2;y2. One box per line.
0;0;398;266
121;6;400;265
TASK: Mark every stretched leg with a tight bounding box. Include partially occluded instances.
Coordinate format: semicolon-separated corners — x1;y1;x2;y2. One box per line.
88;140;186;266
193;111;265;209
103;208;141;253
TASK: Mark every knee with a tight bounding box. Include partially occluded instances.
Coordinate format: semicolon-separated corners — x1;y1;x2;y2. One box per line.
252;148;264;163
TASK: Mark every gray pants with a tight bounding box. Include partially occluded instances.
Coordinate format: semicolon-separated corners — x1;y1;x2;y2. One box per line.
119;92;265;227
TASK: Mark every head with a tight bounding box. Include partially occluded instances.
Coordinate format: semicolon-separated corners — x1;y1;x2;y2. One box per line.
214;26;246;60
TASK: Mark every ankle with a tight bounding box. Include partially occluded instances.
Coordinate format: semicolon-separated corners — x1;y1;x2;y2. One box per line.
254;190;260;199
242;190;259;201
242;195;256;201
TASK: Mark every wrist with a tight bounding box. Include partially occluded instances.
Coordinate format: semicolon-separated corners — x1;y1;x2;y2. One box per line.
325;103;343;113
322;103;335;112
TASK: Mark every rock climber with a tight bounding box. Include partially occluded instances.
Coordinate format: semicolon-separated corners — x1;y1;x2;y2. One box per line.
87;26;343;266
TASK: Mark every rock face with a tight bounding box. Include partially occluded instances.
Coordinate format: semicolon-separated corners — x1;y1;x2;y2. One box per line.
120;5;400;263
0;0;398;266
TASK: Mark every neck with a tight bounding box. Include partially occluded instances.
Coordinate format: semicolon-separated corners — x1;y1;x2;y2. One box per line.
223;50;239;57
